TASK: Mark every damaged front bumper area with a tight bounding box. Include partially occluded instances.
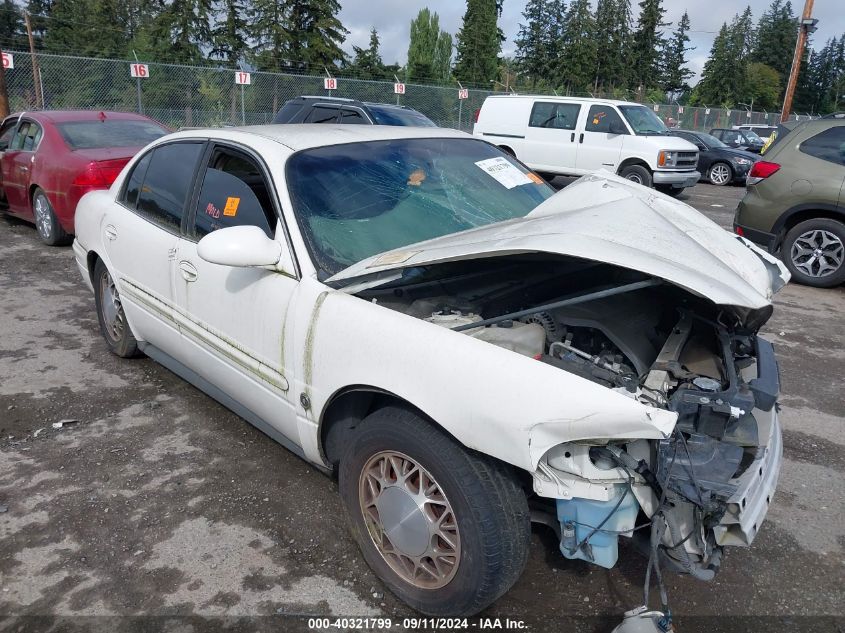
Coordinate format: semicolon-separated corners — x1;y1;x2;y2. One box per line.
532;315;783;579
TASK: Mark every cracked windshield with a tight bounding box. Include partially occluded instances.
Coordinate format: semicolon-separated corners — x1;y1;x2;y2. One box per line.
287;138;554;277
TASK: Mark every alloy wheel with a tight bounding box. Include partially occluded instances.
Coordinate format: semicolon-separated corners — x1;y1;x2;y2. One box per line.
791;229;844;278
33;195;52;240
625;173;643;184
709;163;730;185
99;269;126;342
358;450;460;589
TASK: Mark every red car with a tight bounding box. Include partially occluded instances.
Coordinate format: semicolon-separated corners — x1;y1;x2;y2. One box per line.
0;110;169;245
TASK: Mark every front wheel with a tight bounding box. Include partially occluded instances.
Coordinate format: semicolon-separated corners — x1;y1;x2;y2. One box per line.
781;218;845;288
619;164;652;188
707;162;733;186
33;188;71;246
338;406;530;617
93;258;140;357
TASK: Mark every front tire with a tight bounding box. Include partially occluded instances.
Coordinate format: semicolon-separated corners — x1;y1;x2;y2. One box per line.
33;188;71;246
93;258;140;357
619;164;652;188
338;406;530;617
707;162;733;186
781;218;845;288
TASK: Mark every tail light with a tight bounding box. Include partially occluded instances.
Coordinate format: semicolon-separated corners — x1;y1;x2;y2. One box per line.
747;160;780;185
72;160;127;188
473;109;481;123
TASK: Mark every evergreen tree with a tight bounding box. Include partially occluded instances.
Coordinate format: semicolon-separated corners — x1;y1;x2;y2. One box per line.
284;0;347;69
211;0;249;65
751;0;797;85
349;28;386;79
745;61;781;109
407;8;452;83
661;10;693;94
454;0;502;85
544;0;567;86
140;0;213;63
557;0;596;93
592;0;630;91
25;0;52;47
46;0;126;57
1;0;28;50
514;0;549;87
629;0;667;90
694;23;735;106
251;0;287;72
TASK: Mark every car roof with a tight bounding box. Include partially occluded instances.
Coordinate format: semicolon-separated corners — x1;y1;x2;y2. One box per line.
10;110;156;123
165;124;470;152
484;94;640;107
671;129;700;135
290;96;421;113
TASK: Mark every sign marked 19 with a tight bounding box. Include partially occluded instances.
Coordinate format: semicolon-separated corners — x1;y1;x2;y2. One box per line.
324;77;337;90
130;63;149;78
1;52;13;69
394;83;405;95
235;71;251;85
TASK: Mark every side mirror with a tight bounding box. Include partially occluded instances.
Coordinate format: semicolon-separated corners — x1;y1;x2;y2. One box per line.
608;121;627;135
197;225;282;268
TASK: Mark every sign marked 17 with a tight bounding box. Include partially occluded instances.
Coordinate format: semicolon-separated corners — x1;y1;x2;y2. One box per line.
130;63;149;78
235;71;251;85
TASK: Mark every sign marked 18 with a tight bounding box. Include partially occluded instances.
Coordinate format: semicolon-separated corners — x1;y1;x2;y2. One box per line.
1;52;13;69
235;71;251;85
324;77;337;90
394;83;405;95
130;63;149;78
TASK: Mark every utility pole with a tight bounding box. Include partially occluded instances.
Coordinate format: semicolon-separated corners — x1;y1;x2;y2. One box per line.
780;0;817;122
0;59;9;118
24;12;43;109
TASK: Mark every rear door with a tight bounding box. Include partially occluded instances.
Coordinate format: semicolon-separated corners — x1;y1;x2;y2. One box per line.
174;142;300;443
0;117;19;208
521;101;581;172
2;120;42;215
797;126;845;208
102;140;206;355
576;105;628;173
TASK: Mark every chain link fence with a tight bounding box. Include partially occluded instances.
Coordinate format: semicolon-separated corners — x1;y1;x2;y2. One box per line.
2;50;818;132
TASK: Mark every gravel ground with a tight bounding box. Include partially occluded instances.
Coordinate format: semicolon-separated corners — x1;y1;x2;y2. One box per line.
1;182;843;633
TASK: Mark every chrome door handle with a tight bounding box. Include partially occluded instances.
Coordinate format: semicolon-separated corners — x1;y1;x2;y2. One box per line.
104;224;117;241
179;261;198;282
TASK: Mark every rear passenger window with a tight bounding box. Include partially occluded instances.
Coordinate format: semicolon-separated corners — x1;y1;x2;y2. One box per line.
135;142;204;233
306;107;339;124
339;109;367;124
585;106;625;133
193;148;276;239
529;102;580;130
799;127;845;166
122;152;152;209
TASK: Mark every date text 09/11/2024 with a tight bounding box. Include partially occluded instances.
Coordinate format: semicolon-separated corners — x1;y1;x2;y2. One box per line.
306;618;528;630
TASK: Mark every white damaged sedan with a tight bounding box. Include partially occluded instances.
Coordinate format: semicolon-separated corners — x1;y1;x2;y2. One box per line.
73;125;788;617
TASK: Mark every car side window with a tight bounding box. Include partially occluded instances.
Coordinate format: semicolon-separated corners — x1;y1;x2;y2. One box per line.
121;152;153;209
529;102;580;130
722;130;741;144
800;127;845;166
306;106;339;124
585;106;625;133
0;120;17;150
193;148;276;240
339;108;367;124
12;121;42;151
134;142;204;233
10;122;30;150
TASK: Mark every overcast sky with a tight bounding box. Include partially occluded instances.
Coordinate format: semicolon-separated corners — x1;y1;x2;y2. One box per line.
338;0;844;82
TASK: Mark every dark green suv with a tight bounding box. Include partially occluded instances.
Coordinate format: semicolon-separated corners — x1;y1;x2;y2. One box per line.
734;119;845;288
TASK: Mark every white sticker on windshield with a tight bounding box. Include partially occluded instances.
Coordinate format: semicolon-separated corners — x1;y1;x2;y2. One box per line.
475;157;533;189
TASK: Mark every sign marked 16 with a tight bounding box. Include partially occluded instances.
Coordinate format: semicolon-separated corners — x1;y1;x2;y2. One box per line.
235;71;251;85
130;63;149;78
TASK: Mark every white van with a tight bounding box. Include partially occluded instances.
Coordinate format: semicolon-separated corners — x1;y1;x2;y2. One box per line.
473;95;700;195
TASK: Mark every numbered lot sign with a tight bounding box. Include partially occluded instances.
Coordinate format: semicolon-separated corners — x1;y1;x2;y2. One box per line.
653;103;659;111
1;52;13;69
130;63;149;78
705;108;711;115
677;106;684;114
324;77;337;90
458;88;469;100
394;83;405;95
235;71;251;85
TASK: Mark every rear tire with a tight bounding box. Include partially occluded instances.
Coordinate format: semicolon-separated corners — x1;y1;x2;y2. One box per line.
619;164;652;188
338;406;530;617
781;218;845;288
93;258;140;357
33;188;71;246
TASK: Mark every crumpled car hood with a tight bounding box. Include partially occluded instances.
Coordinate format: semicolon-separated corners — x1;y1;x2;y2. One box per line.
327;172;789;309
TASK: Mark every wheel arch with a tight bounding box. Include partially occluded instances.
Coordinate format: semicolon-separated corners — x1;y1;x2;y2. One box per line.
86;249;102;289
771;204;845;250
616;157;651;174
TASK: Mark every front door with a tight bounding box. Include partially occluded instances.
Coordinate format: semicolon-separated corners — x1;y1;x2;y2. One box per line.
576;105;628;174
101;141;206;354
174;144;300;443
522;101;581;172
